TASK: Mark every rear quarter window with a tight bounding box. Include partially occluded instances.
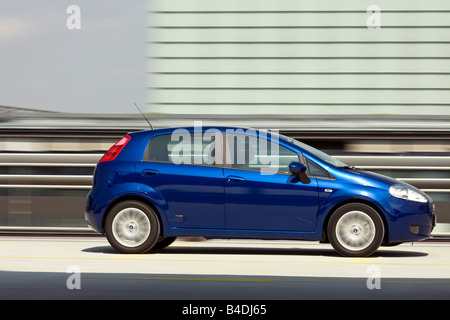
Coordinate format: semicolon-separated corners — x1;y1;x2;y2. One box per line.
143;133;216;165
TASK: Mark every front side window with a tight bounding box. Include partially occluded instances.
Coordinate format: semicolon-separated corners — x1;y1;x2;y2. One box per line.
226;132;299;174
306;158;330;179
278;133;347;168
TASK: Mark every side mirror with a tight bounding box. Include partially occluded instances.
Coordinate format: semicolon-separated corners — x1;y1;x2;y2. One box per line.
289;162;311;184
289;162;306;174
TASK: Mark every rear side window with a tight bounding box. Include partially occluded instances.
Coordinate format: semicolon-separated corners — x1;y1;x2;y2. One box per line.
143;133;217;166
144;134;173;162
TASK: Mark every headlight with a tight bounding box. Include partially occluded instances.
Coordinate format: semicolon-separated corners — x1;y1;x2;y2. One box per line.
389;184;427;203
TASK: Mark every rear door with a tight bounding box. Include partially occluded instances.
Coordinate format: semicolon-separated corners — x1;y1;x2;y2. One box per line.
135;131;225;229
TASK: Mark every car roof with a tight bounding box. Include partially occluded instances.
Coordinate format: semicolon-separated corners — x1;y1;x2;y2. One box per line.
128;126;301;150
136;126;258;134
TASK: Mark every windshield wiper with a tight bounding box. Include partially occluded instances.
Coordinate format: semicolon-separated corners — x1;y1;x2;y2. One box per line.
339;165;360;170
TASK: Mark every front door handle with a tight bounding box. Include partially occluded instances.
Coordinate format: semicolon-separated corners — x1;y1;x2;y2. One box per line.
226;175;245;182
142;169;160;176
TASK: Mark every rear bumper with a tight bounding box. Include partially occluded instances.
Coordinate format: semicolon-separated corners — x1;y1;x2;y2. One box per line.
84;210;102;233
84;188;112;234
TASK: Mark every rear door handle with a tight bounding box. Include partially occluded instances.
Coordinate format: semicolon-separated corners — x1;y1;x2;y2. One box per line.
226;175;245;182
142;169;160;176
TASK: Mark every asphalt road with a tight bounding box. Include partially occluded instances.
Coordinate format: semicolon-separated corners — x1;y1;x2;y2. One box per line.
0;236;449;301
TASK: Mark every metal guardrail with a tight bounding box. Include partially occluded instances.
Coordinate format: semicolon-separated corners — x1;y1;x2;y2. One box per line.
336;155;450;168
3;153;449;189
0;153;101;189
0;153;102;166
0;153;448;235
336;156;450;192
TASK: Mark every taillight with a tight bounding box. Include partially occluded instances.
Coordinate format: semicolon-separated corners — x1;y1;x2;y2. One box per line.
98;134;131;163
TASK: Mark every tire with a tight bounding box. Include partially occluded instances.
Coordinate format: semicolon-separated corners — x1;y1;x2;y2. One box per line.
381;242;402;247
327;203;384;257
105;200;160;254
152;237;177;250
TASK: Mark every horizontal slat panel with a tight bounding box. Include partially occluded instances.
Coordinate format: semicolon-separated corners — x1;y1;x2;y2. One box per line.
149;74;450;88
148;0;450;11
147;1;450;115
150;12;450;27
150;43;450;58
147;59;450;73
147;29;450;42
146;104;450;115
148;89;450;103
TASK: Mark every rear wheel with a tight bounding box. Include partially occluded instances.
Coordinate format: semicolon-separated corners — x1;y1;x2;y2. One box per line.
105;200;160;254
327;203;384;257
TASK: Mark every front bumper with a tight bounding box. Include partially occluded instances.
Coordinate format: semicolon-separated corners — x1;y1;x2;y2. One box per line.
381;196;436;243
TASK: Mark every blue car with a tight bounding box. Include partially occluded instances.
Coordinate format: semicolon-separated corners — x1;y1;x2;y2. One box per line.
85;126;436;257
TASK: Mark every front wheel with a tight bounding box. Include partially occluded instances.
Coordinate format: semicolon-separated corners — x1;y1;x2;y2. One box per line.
152;236;177;250
327;203;385;257
105;200;160;254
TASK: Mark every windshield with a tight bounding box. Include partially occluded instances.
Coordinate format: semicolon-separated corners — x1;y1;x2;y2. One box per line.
278;133;348;168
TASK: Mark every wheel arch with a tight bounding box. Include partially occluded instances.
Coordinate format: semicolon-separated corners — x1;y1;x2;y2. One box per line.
101;195;165;237
321;198;390;245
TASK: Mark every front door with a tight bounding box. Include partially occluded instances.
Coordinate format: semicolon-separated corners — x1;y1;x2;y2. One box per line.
224;131;319;232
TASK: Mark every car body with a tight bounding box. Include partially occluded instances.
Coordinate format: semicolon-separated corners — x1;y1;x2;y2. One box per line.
85;126;436;256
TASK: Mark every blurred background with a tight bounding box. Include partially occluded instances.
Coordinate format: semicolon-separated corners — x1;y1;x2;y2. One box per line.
0;0;449;235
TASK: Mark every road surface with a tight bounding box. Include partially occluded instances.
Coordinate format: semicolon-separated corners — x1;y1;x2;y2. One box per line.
0;236;449;300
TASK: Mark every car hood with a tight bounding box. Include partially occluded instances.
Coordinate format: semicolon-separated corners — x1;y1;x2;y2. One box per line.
339;167;402;187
